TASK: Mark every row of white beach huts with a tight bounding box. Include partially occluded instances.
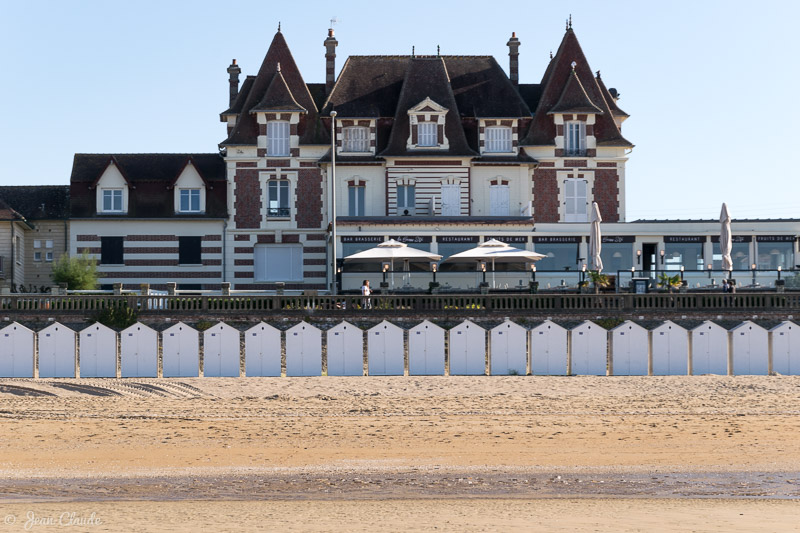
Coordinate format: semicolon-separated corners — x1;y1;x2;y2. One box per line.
0;319;798;378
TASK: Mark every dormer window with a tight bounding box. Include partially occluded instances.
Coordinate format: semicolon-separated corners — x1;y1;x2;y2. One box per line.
564;121;587;156
180;189;201;212
266;121;290;156
407;97;449;150
485;126;512;153
343;126;369;152
102;189;123;212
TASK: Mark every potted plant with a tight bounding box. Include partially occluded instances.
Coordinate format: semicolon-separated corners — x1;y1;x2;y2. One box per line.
657;273;682;293
587;270;610;294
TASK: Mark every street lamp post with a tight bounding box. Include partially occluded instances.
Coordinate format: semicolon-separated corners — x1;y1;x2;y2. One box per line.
329;110;337;295
751;263;757;286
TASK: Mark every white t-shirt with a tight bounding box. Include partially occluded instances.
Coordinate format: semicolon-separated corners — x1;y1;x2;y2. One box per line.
361;284;371;296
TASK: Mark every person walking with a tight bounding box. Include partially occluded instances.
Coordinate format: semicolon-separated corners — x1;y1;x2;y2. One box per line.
361;279;372;309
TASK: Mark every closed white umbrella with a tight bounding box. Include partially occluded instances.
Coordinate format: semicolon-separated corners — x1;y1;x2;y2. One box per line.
344;239;442;288
589;202;603;272
441;239;545;288
720;203;733;276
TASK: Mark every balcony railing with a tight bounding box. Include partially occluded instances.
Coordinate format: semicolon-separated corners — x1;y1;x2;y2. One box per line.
266;207;290;217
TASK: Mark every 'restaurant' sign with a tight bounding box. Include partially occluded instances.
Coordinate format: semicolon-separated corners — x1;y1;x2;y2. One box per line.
437;236;479;243
664;236;707;243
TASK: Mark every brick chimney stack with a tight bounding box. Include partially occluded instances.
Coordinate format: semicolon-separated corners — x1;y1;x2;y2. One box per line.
324;28;338;95
227;59;241;107
507;32;520;86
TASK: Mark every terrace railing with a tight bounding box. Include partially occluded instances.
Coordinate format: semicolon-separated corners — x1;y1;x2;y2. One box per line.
2;292;800;316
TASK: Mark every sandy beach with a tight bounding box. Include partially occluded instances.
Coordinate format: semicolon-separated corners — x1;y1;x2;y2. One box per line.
1;376;799;531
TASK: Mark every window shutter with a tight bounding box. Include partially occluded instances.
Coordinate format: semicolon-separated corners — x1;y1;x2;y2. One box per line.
579;122;587;153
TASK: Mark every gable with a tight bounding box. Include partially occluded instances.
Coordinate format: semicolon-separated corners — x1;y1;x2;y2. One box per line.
174;163;206;189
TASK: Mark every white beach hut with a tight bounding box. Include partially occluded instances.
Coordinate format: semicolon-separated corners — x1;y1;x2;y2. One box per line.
651;321;689;376
448;320;486;376
408;320;445;376
285;321;321;377
368;321;404;376
690;321;728;375
38;322;76;378
120;322;158;378
530;320;568;375
609;321;648;376
326;321;364;376
570;321;608;376
730;321;768;375
0;322;34;378
244;322;281;377
490;320;527;375
204;322;241;377
79;323;117;378
770;321;800;375
162;322;199;378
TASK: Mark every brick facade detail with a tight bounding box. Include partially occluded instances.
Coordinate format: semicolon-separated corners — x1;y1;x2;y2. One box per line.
593;169;620;222
295;168;323;228
234;169;261;229
532;169;559;223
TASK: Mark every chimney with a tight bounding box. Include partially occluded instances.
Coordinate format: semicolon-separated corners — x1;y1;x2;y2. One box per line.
324;28;338;95
507;32;520;86
227;59;241;107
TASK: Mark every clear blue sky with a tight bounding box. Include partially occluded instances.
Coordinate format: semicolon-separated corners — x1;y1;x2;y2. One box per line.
1;0;797;220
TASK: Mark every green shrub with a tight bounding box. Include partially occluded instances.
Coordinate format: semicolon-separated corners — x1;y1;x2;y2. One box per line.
51;252;98;290
92;305;138;329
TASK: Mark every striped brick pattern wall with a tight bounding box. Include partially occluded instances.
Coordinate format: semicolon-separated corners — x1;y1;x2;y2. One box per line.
229;232;327;290
386;164;469;216
76;233;223;290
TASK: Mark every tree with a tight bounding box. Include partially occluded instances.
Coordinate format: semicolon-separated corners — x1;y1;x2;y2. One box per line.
51;252;98;290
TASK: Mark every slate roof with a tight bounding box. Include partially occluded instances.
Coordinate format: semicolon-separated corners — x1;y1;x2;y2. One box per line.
0;197;24;222
251;68;306;113
221;31;327;146
0;186;70;220
595;73;629;118
69;154;227;218
548;68;603;115
381;57;476;157
520;28;632;148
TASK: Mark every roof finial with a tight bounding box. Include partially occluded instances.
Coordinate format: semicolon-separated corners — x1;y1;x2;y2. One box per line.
437;45;440;57
571;61;576;71
549;50;553;60
278;21;281;32
568;14;572;29
277;62;281;72
596;70;601;78
412;45;415;58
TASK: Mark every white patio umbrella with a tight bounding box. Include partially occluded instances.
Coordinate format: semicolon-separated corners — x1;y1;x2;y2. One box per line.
343;239;442;288
589;202;603;272
720;203;733;277
440;239;545;288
